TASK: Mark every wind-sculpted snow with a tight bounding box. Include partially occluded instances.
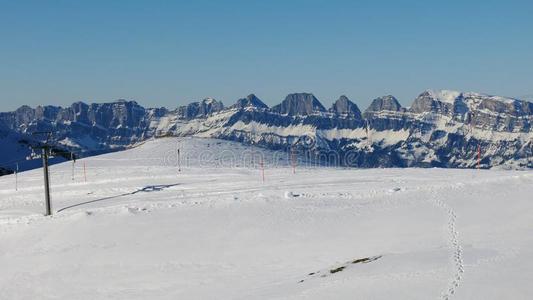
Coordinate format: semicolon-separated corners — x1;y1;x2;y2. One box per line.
1;137;532;299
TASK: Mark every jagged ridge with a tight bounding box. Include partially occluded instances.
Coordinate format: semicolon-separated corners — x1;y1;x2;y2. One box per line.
1;90;532;172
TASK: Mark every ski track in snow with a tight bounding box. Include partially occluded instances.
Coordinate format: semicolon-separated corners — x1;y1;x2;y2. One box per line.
285;183;466;299
1;138;532;299
427;189;464;300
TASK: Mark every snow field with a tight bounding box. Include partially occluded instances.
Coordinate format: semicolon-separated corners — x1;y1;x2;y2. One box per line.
1;137;532;299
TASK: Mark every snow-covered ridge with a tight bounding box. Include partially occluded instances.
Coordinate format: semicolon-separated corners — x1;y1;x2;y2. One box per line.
462;91;519;104
425;89;462;104
424;89;520;105
0;89;532;172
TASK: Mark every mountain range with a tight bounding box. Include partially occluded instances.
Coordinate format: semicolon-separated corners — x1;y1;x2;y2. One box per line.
1;89;532;174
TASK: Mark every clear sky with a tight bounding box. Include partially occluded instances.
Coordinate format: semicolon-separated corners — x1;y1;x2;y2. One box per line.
1;0;532;111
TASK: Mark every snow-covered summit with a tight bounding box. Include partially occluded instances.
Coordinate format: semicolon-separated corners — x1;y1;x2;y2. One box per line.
462;91;518;104
424;89;520;105
425;89;462;104
202;97;217;104
1;89;532;173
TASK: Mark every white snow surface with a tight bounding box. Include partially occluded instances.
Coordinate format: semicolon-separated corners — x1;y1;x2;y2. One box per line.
427;89;462;104
463;92;518;104
1;137;532;300
426;89;521;106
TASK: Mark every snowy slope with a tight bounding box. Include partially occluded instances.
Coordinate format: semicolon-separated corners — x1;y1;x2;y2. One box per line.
0;137;532;299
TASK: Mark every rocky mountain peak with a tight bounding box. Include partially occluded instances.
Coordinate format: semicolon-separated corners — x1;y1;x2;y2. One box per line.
271;93;326;116
462;92;533;119
365;95;403;113
329;95;362;119
177;97;224;120
426;90;461;103
231;94;268;109
409;90;458;114
200;97;224;114
1;88;532;173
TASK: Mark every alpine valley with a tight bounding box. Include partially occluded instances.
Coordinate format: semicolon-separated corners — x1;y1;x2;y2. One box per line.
1;89;532;174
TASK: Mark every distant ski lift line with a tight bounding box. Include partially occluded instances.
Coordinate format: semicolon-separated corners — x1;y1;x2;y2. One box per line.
24;130;78;216
27;131;54;216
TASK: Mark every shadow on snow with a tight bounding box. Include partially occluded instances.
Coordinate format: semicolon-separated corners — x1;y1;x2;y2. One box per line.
57;183;180;213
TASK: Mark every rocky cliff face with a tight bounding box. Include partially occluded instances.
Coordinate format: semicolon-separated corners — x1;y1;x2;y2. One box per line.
329;95;362;119
230;94;268;110
0;100;151;151
365;95;404;114
175;90;532;169
1;89;532;174
363;95;410;131
409;90;457;115
175;98;224;120
271;93;326;116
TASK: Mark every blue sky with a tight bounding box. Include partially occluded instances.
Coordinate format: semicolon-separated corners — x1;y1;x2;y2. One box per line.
1;0;532;111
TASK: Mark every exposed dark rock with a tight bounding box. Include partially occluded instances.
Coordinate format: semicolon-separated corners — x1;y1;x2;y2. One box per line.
365;95;403;114
176;98;224;119
409;90;455;115
1;89;532;174
329;95;362;119
271;93;326;116
231;94;268;109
